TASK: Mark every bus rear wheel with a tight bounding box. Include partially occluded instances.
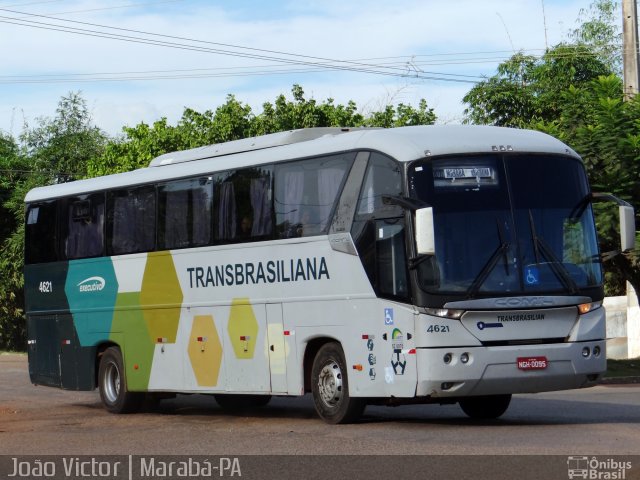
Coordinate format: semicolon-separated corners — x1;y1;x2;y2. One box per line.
311;342;365;424
459;394;512;419
98;347;143;414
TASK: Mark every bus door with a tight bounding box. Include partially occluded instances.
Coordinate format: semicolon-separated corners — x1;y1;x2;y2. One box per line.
222;300;271;392
27;313;94;390
27;314;62;387
266;303;288;393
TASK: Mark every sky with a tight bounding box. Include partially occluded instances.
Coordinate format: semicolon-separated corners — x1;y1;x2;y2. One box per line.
0;0;613;137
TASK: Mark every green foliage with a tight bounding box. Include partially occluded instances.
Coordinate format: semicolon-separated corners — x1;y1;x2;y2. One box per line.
0;132;31;350
570;0;621;74
89;85;435;175
88;118;187;176
536;75;640;296
0;177;45;351
21;92;107;181
463;0;640;297
0;86;434;349
365;99;436;128
0;92;107;350
463;46;611;127
462;53;539;127
0;134;22;240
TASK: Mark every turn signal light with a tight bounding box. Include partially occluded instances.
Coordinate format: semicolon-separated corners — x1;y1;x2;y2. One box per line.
577;302;602;315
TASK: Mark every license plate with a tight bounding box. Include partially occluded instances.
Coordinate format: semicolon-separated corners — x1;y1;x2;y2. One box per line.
517;356;548;370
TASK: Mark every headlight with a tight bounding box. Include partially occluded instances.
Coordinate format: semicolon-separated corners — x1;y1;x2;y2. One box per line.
425;308;465;320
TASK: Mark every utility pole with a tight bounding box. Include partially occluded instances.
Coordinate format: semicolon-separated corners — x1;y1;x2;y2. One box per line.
622;0;640;98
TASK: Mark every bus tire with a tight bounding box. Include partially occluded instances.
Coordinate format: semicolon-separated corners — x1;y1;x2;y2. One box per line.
459;394;511;419
98;347;143;414
214;394;272;410
311;342;365;424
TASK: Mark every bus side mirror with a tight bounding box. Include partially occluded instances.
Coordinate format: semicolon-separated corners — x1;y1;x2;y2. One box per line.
620;205;635;252
415;207;435;256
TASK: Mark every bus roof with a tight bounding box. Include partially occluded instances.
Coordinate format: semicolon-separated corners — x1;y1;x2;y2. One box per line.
25;125;579;203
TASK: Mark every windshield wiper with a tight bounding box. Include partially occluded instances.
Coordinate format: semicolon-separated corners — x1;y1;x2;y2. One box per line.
528;210;579;294
466;241;510;299
568;194;592;222
382;194;428;211
466;219;511;299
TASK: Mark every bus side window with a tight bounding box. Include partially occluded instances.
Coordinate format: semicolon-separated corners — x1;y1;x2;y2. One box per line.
158;177;213;250
25;200;58;264
274;153;354;238
107;186;156;255
62;193;105;260
351;153;409;300
213;166;273;244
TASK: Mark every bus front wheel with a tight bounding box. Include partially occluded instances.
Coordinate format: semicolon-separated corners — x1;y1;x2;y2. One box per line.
311;342;365;424
98;347;143;414
459;394;512;419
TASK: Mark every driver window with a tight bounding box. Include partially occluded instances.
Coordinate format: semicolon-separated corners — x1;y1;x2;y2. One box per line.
352;153;409;301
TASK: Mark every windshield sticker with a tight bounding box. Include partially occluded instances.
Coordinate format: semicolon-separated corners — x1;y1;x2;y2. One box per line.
525;266;540;285
384;307;394;325
390;328;406;375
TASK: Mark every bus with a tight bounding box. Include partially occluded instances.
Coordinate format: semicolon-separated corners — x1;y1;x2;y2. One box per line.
23;125;635;424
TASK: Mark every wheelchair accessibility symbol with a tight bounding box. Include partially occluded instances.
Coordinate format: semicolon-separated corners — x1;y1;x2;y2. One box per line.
525;266;539;285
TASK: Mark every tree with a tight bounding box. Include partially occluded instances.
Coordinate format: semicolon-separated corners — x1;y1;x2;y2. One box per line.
0;86;435;350
0;92;107;350
463;46;611;127
21;92;107;181
0;134;28;350
462;0;640;298
0;134;21;241
89;85;435;175
533;75;640;296
88;118;187;176
570;0;621;74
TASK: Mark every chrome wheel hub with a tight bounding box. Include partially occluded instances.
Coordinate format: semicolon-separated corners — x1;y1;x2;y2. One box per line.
318;360;343;407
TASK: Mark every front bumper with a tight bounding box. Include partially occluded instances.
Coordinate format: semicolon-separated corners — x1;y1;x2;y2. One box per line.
416;340;606;398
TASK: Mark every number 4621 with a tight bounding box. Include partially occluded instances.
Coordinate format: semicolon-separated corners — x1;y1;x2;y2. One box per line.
427;325;449;333
38;281;53;293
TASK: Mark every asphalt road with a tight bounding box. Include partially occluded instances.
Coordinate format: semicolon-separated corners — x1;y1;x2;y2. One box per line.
1;353;639;457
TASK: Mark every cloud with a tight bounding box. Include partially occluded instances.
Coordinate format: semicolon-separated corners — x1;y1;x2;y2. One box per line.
0;0;589;136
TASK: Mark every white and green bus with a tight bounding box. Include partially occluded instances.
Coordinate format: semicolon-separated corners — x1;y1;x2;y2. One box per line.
24;126;635;423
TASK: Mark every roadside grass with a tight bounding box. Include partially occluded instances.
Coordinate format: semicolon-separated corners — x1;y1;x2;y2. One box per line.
605;358;640;378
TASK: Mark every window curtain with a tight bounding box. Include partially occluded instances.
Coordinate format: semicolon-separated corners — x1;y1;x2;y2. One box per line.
357;168;375;215
112;196;135;254
279;170;304;232
164;189;189;248
217;181;236;240
250;176;272;236
192;186;211;246
317;167;345;230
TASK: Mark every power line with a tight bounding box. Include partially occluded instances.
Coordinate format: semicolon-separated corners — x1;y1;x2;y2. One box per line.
1;0;183;15
0;7;479;84
0;7;622;87
0;57;488;85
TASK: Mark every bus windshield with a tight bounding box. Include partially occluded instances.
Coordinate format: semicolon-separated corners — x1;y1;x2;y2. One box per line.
409;154;602;297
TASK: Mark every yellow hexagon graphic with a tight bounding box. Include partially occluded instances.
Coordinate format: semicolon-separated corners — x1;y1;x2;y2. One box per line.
140;251;183;344
228;298;258;359
188;315;223;387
